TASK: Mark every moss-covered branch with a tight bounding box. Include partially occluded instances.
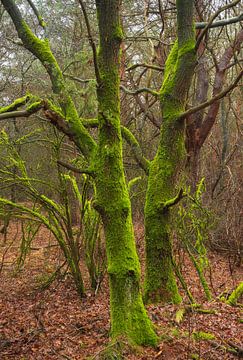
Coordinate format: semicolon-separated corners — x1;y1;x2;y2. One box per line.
26;0;46;29
162;188;185;212
120;84;159;97
0;95;31;114
0;98;43;121
1;0;96;159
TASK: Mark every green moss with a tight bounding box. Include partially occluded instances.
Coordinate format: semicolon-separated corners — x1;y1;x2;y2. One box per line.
190;354;199;360
93;1;157;346
20;21;64;93
227;282;243;306
26;100;42;113
178;39;195;57
192;331;215;341
144;31;196;304
0;95;31;114
112;25;124;42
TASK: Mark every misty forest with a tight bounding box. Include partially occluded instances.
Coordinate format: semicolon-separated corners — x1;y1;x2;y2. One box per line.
0;0;242;359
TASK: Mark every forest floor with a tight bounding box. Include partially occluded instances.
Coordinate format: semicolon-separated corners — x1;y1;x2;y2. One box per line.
0;222;242;360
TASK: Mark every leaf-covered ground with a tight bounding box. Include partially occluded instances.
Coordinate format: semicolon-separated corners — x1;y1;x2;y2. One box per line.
0;222;242;359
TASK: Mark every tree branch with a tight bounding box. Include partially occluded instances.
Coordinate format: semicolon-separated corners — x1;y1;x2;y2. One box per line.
1;0;63;93
64;74;95;84
126;63;164;72
26;0;46;29
120;84;159;97
161;189;185;212
0;95;31;114
77;0;101;84
180;70;242;120
195;13;243;29
57;160;94;176
0;101;43;121
196;0;241;50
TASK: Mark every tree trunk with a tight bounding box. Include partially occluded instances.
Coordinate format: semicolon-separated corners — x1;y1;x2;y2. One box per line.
93;0;157;346
144;0;197;304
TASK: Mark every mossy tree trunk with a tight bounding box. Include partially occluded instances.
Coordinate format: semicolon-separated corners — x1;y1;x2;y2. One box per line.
144;0;197;304
93;0;157;346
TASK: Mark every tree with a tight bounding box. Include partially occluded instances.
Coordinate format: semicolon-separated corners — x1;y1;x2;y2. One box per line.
0;0;157;347
143;0;242;304
144;0;196;304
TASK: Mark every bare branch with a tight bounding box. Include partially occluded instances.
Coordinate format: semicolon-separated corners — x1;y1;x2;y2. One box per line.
120;84;159;97
26;0;46;29
64;74;95;84
57;160;94;176
196;0;241;50
180;71;243;120
126;63;164;72
195;13;243;29
77;0;101;84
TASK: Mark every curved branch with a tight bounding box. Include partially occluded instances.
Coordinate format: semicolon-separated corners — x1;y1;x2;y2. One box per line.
120;84;159;97
1;0;96;159
1;0;63;93
180;70;243;120
64;74;95;84
57;160;94;176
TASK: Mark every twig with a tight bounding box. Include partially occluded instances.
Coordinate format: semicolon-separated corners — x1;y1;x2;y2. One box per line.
64;74;95;84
